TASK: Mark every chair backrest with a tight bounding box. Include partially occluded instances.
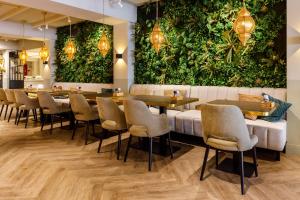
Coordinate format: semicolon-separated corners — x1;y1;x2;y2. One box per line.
69;94;93;120
96;97;127;130
123;99;156;136
4;89;16;103
37;91;59;113
0;88;8;102
14;90;31;106
201;104;252;151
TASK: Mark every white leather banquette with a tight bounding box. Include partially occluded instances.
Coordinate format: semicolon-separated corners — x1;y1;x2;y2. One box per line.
130;84;287;152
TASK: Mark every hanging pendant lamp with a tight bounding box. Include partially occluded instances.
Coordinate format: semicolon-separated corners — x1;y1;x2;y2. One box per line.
150;0;165;53
64;17;76;61
98;0;111;58
19;22;28;64
233;0;256;46
0;53;5;73
39;12;49;64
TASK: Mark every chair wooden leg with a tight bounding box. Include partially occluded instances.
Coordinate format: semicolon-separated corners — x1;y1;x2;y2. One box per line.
85;121;89;145
148;137;153;171
25;110;29;128
41;113;45;131
239;151;245;195
32;109;37;121
50;114;54;134
71;120;78;140
168;132;173;159
117;132;122;160
200;145;210;181
15;108;19;125
60;115;63;128
4;105;8;120
97;138;103;153
92;121;96;136
17;110;23;125
0;104;4;118
252;147;258;177
124;135;132;162
8;107;13;122
215;149;219;169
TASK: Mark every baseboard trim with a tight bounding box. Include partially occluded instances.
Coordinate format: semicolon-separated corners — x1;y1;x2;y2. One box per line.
286;144;300;154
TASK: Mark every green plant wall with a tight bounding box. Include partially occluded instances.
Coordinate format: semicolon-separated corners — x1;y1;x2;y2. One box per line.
55;21;113;83
135;0;286;88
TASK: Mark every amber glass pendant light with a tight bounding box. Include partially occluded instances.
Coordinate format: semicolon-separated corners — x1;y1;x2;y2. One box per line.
98;0;111;58
150;0;165;53
233;0;256;46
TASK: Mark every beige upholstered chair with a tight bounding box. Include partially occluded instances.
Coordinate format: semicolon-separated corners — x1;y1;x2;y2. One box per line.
14;90;40;128
0;88;13;120
37;91;71;132
200;104;258;195
4;89;20;123
69;94;99;145
123;99;173;171
96;97;127;159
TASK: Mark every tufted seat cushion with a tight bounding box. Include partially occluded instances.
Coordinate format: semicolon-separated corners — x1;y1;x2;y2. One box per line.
175;110;202;136
246;119;287;151
149;107;182;132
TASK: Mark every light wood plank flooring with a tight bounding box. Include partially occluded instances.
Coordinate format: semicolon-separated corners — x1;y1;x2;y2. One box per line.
0;116;300;200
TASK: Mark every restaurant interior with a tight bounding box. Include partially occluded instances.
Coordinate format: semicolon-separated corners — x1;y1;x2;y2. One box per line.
0;0;299;199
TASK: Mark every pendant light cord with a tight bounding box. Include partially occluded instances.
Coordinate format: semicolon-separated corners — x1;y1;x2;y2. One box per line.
156;0;158;20
68;17;72;38
43;12;46;44
103;0;104;24
22;22;25;48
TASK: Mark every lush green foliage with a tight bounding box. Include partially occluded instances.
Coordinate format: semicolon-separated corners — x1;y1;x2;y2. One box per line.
135;0;286;87
55;21;113;83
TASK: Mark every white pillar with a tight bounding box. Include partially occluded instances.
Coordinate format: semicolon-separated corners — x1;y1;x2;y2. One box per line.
113;22;135;94
287;0;300;154
2;50;9;89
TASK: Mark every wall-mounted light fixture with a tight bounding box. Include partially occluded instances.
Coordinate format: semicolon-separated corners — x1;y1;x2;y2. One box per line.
116;53;123;59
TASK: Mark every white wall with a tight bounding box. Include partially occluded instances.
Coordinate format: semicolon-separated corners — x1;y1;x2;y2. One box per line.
287;0;300;154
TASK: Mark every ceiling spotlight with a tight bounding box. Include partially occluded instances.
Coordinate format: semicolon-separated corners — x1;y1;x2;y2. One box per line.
38;26;43;31
118;0;123;8
45;24;48;29
109;0;123;8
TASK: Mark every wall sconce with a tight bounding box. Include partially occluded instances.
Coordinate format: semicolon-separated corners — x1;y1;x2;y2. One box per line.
116;53;123;59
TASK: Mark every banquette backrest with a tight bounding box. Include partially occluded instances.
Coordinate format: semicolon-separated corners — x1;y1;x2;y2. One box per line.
130;84;287;110
52;82;113;92
189;86;287;109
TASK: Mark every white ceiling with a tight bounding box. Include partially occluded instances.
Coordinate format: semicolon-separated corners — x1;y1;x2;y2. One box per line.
0;1;82;28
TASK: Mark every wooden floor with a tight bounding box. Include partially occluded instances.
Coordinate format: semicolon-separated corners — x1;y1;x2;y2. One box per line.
0;115;300;200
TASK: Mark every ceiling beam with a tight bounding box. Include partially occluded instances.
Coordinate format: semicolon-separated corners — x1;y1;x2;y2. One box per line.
31;15;67;28
0;6;30;21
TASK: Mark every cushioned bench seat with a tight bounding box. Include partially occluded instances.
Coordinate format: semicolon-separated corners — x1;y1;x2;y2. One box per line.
246;119;287;151
129;84;288;155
